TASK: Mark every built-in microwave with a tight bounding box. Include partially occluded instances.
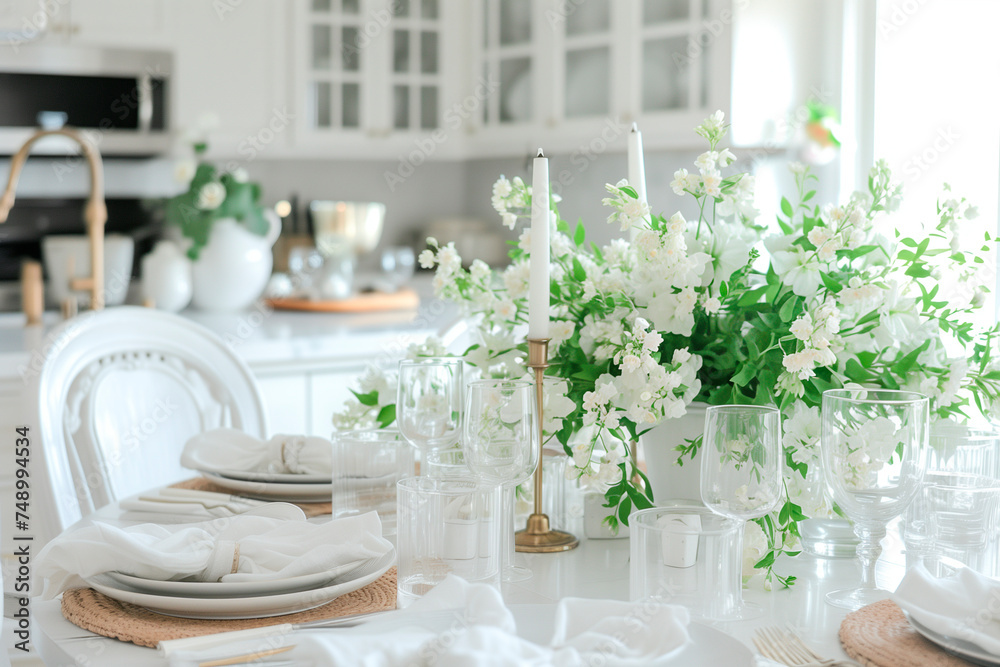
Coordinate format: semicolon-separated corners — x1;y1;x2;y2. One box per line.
0;44;172;156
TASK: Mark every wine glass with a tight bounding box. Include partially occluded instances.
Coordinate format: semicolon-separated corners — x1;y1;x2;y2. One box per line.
463;379;539;582
700;404;784;619
821;388;928;610
396;359;463;465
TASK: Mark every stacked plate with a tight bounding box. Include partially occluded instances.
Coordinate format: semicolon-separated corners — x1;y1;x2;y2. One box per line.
182;446;334;502
85;548;395;619
200;469;332;503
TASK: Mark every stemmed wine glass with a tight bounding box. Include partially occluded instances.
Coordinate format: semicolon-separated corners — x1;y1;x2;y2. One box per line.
821;388;928;610
396;359;463;466
700;404;784;619
463;379;539;582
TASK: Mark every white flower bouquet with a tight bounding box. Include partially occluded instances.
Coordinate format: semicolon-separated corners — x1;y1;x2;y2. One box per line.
335;111;1000;587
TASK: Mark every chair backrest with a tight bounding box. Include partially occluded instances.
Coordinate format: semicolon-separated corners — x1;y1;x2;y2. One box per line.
29;307;267;546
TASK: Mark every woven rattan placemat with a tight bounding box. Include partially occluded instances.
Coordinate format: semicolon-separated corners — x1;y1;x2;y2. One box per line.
61;568;396;648
839;599;972;666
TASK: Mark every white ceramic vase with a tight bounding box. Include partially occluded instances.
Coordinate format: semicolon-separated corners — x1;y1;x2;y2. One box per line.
189;211;280;311
640;402;708;504
141;240;192;312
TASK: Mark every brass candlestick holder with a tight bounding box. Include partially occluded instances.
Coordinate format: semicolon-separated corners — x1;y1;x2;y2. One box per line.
514;338;579;553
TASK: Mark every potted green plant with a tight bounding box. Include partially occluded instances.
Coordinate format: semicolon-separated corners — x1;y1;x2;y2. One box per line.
165;145;279;311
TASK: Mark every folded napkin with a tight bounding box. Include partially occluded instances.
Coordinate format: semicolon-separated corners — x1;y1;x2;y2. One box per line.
168;575;691;666
893;563;1000;656
181;428;333;476
35;505;392;599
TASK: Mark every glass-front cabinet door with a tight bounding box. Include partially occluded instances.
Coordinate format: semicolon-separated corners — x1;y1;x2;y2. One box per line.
471;0;731;152
390;0;443;131
294;0;453;154
306;0;365;131
478;0;536;126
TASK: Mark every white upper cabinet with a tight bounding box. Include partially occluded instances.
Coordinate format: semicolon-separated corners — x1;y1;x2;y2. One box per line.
467;0;733;155
1;0;731;159
291;0;464;158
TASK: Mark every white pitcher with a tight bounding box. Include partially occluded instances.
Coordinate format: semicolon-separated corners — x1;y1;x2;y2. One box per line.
190;210;280;311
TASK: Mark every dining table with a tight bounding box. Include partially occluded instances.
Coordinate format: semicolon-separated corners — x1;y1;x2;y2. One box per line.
30;489;907;666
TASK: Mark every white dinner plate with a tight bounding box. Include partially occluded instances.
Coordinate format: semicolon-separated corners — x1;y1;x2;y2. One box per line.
203;469;332;484
85;549;394;619
203;472;332;501
906;612;1000;667
104;557;369;599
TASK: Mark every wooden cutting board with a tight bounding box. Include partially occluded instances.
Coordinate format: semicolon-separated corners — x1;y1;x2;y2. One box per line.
266;288;419;313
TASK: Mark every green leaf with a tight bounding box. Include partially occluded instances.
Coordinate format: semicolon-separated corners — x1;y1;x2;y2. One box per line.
820;272;843;293
350;389;379;407
780;197;793;218
731;364;756;387
574;221;586;247
617;496;633;526
375;403;396;428
778;295;799;323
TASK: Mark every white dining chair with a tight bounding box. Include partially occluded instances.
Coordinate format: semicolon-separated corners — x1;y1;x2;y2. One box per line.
26;306;267;548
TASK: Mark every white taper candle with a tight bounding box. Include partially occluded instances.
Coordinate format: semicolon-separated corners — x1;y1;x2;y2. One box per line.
628;122;647;241
528;149;550;339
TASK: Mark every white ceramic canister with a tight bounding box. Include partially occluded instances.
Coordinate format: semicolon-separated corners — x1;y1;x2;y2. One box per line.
141;240;193;312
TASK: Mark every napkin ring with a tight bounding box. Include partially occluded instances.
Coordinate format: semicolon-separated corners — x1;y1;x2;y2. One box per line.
280;437;305;474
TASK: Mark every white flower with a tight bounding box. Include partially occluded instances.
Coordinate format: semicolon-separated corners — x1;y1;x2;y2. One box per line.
493;176;513;198
494;299;517;321
766;235;822;297
418;249;436;269
502;260;531;299
173;159;196;184
701;171;722;198
230;168;249;183
788;162;808;175
695;151;718;173
704;296;722;314
502;212;518;229
436;243;461;273
196;181;226;210
671;168;692;196
518;228;532;253
717;148;737;168
469;259;491;282
782;350;816;380
807;227;831;247
790;314;813;341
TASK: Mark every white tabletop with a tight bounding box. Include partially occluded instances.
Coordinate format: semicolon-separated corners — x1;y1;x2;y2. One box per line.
32;501;905;666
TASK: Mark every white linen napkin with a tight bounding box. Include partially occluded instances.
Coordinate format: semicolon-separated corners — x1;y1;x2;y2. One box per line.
35;506;392;599
893;563;1000;656
180;428;333;475
166;575;691;666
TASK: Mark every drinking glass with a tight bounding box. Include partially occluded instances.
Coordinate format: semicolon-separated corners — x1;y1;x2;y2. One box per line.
396;358;463;464
821;389;928;610
463;379;539;582
330;428;416;535
700;404;784;619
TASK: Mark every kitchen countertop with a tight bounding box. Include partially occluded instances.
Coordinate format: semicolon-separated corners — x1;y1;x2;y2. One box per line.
0;276;461;379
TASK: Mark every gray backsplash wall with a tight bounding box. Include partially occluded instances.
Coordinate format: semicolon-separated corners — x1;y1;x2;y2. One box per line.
2;144;839;267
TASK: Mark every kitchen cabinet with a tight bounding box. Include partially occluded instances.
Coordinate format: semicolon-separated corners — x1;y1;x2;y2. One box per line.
2;0;172;48
256;365;371;438
467;0;733;155
289;0;466;159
